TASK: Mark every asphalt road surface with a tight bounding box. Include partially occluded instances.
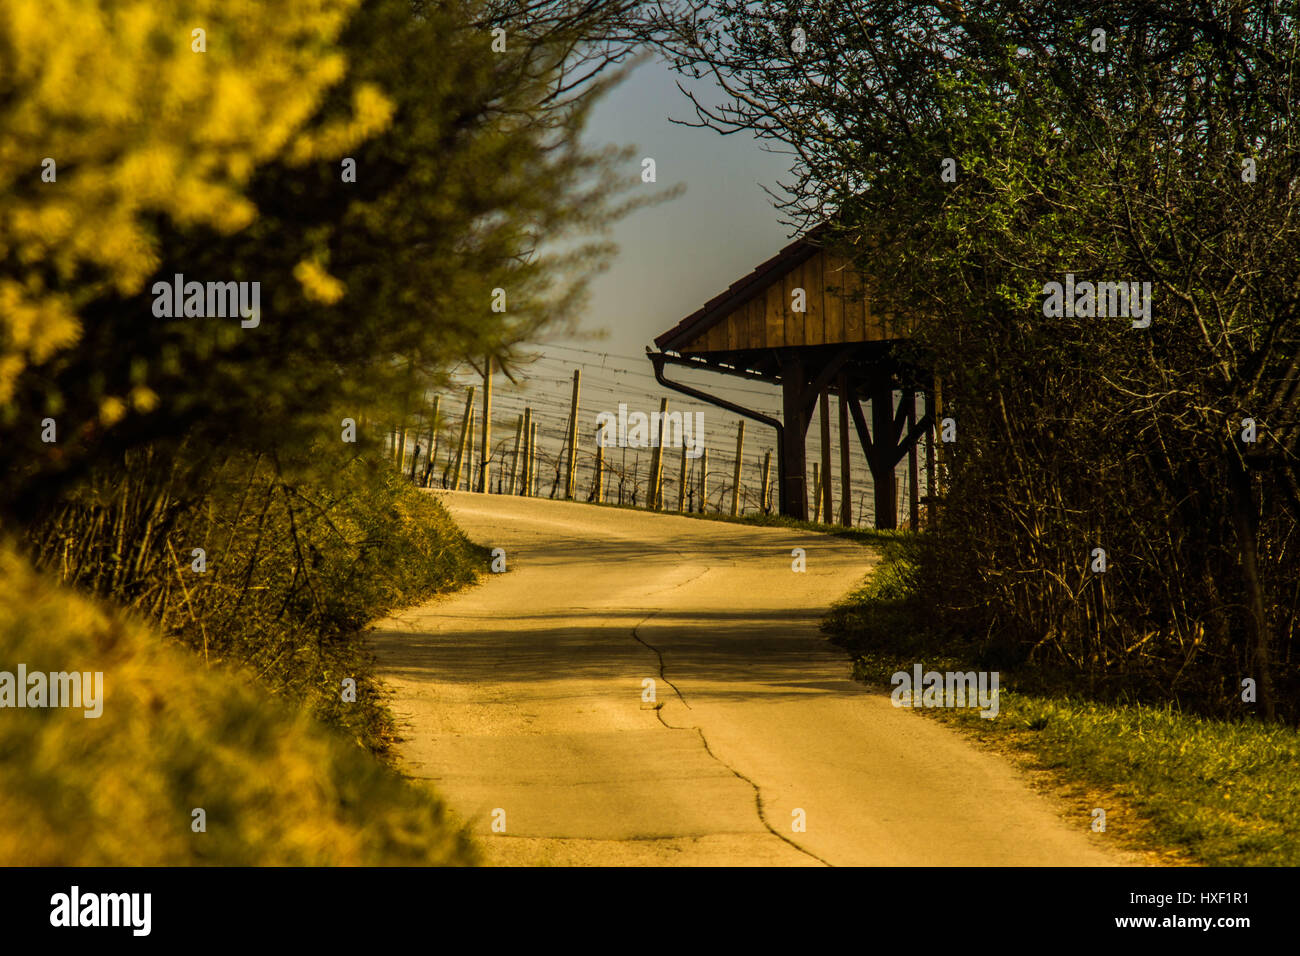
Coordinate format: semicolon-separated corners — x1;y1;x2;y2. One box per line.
370;492;1136;866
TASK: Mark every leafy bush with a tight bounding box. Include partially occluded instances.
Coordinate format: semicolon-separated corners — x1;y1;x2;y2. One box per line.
0;541;477;865
26;441;487;754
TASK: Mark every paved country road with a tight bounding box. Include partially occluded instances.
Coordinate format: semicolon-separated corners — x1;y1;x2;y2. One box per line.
370;492;1138;866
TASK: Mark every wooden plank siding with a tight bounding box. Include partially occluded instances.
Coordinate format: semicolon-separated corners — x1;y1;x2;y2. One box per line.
764;280;784;349
783;263;805;347
803;252;824;346
679;247;909;354
823;252;845;343
748;295;765;350
840;253;866;341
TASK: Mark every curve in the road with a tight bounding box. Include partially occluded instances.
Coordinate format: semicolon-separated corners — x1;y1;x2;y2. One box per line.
370;492;1139;867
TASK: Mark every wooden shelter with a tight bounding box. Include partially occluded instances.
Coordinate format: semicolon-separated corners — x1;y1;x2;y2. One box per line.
647;228;939;528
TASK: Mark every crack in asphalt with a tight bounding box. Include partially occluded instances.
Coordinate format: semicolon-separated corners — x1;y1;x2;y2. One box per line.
631;607;833;868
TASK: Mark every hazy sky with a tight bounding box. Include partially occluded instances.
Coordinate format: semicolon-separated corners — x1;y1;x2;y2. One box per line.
450;56;907;524
560;55;796;356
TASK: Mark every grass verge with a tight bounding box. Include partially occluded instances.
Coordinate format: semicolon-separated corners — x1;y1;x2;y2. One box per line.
822;534;1300;867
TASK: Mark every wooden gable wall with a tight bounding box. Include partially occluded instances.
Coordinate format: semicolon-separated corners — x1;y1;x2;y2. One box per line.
679;247;908;353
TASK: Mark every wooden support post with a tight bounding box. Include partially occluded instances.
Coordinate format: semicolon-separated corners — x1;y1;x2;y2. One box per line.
760;451;771;514
397;365;412;471
465;408;476;491
870;377;898;529
730;419;745;516
699;448;709;513
508;414;523;495
812;462;822;523
565;369;580;500
908;392;920;531
593;426;605;503
779;355;810;519
480;357;492;494
618;446;626;506
677;443;688;513
925;388;937;527
934;379;945;499
450;386;474;491
838;375;852;526
519;408;532;496
425;395;441;487
529;421;539;496
648;397;667;510
819;388;833;526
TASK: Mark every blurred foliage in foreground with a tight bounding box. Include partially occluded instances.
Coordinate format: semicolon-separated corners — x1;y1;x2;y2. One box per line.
0;539;477;865
0;0;378;405
0;0;654;521
0;0;658;863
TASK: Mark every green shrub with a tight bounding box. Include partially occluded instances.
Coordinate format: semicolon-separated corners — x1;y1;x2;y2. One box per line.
0;542;477;865
27;444;488;754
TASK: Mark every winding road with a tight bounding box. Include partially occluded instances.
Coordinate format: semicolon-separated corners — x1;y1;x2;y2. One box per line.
370;492;1136;866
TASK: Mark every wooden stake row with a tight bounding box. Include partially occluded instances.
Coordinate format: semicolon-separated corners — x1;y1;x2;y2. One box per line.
381;368;930;526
